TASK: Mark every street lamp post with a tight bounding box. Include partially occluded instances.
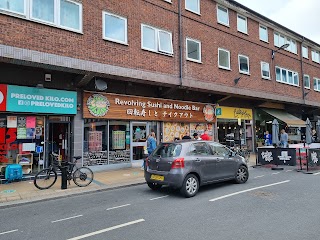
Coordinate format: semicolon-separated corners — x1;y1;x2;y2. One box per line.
271;43;290;59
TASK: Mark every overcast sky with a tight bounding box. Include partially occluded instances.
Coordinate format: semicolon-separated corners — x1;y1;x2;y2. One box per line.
235;0;320;45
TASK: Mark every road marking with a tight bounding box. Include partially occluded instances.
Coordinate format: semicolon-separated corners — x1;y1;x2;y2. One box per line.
0;229;18;235
254;175;265;178
150;195;169;201
286;170;293;172
67;219;145;240
51;215;83;223
209;180;290;202
106;204;131;211
272;172;281;175
313;172;320;175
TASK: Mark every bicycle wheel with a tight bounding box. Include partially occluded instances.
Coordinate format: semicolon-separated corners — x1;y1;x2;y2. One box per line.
34;168;57;190
242;150;250;163
73;167;94;187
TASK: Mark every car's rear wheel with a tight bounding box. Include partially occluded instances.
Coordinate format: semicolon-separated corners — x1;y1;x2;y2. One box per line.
235;166;249;184
180;174;199;198
147;182;162;190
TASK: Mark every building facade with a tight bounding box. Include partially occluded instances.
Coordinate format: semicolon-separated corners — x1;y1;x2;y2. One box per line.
0;0;319;174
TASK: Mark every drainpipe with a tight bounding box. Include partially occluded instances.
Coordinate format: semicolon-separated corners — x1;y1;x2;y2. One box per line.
301;37;306;103
178;0;183;87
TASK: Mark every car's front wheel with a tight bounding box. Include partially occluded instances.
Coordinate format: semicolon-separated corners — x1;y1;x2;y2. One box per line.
147;182;162;190
180;174;199;198
235;166;249;184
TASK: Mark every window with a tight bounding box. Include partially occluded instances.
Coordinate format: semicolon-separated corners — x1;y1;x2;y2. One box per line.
275;66;299;86
142;24;173;54
208;142;230;157
238;55;249;74
185;0;200;14
163;0;172;2
217;5;229;26
218;48;230;70
314;78;320;91
304;75;310;89
189;142;211;156
259;25;268;42
274;32;297;54
302;46;308;59
311;50;320;63
237;14;247;34
0;0;82;32
261;62;270;79
103;12;127;44
0;0;25;14
186;38;201;62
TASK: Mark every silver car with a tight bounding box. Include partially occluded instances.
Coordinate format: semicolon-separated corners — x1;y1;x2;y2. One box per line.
145;140;249;198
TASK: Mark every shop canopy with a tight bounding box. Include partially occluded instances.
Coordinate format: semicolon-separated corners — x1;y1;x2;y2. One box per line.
262;108;305;127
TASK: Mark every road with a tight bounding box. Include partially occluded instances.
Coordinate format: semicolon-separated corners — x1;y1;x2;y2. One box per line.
1;167;320;240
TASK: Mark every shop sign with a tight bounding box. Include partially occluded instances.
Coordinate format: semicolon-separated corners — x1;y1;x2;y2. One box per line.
216;106;252;120
83;92;216;123
0;85;77;114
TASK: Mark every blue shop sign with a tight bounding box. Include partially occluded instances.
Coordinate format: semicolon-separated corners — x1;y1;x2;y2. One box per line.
7;85;77;114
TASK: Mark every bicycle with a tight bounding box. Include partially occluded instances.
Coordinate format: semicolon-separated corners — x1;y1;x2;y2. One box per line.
34;154;94;190
231;146;250;163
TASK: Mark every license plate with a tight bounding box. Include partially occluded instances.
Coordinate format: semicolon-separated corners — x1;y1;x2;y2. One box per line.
150;174;164;181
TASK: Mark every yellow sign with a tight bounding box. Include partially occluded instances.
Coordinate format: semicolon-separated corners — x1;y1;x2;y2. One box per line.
217;106;252;120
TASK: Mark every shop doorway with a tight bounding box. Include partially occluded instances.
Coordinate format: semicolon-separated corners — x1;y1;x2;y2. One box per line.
47;120;71;164
130;122;149;161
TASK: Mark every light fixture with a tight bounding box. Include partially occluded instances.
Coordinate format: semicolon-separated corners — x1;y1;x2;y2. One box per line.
304;91;310;97
234;77;241;85
45;73;51;82
234;126;237;129
228;126;231;129
95;78;108;91
36;83;44;88
271;43;290;59
223;126;226;129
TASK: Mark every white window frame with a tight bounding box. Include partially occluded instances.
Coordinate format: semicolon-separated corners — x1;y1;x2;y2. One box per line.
274;32;297;54
186;37;201;63
0;0;82;33
259;25;268;42
261;62;270;80
102;12;127;45
237;14;247;34
304;74;310;89
311;50;320;63
141;24;173;55
185;0;200;14
314;78;320;92
238;55;249;74
275;66;299;87
302;46;308;59
218;48;230;70
217;5;229;26
163;0;172;2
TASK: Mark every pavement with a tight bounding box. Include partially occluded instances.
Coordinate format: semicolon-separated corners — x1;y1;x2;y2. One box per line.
0;154;257;208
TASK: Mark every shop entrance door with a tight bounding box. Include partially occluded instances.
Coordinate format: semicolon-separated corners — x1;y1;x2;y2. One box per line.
131;122;149;161
47;121;71;163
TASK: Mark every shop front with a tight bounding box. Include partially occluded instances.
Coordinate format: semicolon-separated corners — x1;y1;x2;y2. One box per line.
82;92;216;167
0;84;77;176
215;106;253;151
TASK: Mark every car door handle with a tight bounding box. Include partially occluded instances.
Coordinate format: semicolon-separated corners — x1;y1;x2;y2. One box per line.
195;158;201;162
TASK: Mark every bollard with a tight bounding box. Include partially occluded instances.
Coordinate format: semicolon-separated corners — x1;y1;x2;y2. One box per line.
60;161;68;189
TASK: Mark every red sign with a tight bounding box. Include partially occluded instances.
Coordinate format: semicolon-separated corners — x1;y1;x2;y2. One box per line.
0;84;7;111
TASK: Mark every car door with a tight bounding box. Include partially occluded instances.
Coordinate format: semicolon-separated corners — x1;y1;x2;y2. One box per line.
208;142;237;180
188;142;217;182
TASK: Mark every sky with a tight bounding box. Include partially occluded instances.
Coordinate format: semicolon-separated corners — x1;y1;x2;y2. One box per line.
235;0;320;45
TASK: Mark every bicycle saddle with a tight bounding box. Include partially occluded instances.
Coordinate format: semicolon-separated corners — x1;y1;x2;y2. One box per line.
73;156;82;160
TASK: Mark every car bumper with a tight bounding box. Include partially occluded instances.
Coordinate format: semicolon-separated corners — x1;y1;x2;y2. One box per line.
144;168;186;189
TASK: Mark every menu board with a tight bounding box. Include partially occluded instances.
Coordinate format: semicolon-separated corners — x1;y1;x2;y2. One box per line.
112;131;125;150
88;131;102;152
163;122;190;142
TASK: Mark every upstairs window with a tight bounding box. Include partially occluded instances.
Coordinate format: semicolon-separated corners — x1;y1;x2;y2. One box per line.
0;0;25;14
218;48;230;70
304;75;310;89
238;55;249;74
311;50;320;63
275;66;299;86
274;32;297;54
237;14;247;34
186;38;201;62
217;5;229;26
302;46;308;59
261;62;270;79
185;0;200;14
103;12;127;44
259;25;268;42
0;0;82;32
314;78;320;91
142;24;173;55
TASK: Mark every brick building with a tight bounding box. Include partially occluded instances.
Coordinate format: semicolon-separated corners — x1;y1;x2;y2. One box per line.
0;0;319;173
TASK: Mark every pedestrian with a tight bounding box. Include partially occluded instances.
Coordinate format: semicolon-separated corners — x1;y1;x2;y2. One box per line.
264;131;272;146
200;130;210;141
193;132;202;140
182;132;191;139
311;128;317;143
280;129;288;148
142;132;157;169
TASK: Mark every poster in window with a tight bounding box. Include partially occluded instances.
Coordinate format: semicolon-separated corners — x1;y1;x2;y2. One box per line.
17;128;27;139
26;116;36;128
35;127;43;139
7;116;17;128
88;131;102;152
0;117;6;128
17;117;26;128
26;128;35;139
163;122;190;142
112;130;125;150
36;116;44;127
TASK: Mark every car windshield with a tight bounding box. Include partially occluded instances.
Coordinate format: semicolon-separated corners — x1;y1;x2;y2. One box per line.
152;143;182;158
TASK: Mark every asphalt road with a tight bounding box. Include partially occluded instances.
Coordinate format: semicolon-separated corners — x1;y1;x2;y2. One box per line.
1;167;320;240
